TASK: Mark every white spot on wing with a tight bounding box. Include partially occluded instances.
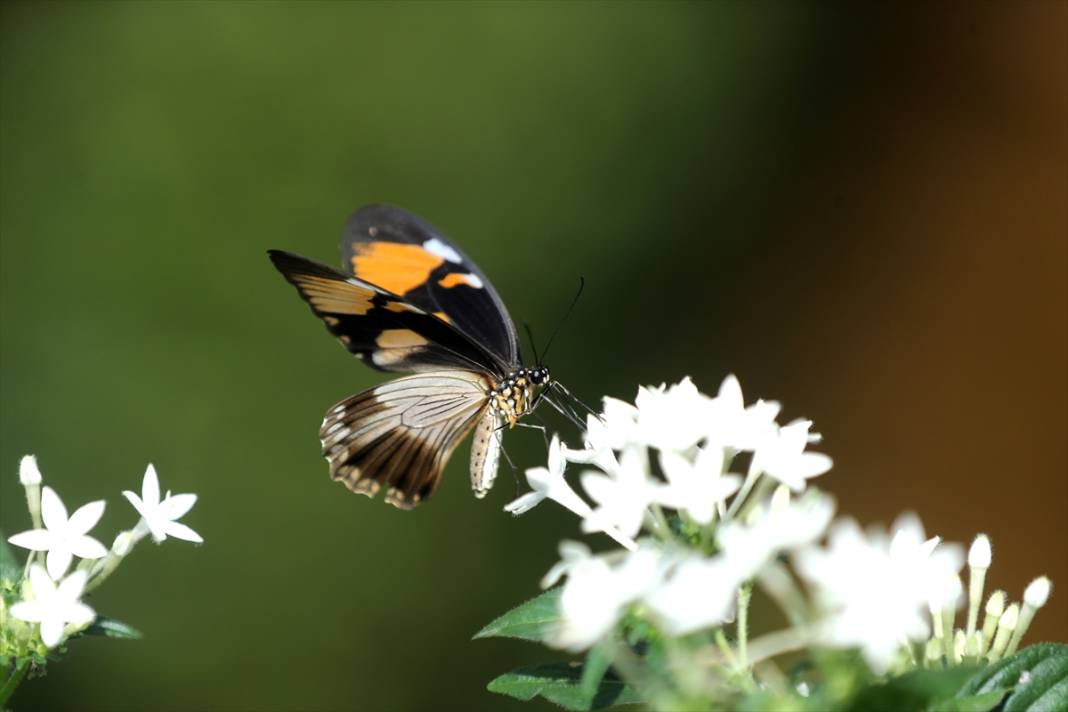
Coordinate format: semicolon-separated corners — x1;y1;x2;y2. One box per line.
423;238;462;263
462;273;484;289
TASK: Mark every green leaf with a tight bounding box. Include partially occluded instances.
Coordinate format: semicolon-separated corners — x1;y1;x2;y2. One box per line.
474;588;561;643
0;530;21;582
933;689;1011;712
847;666;980;712
957;643;1068;712
487;661;641;711
82;615;143;640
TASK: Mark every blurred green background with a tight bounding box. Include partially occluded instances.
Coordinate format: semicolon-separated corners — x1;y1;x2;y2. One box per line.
1;2;1064;710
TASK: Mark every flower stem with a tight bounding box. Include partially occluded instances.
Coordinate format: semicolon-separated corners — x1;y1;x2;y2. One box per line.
736;583;753;670
647;504;674;543
0;660;29;708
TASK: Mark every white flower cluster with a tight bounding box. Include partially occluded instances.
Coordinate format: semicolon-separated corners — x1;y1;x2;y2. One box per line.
506;376;1054;675
5;458;201;649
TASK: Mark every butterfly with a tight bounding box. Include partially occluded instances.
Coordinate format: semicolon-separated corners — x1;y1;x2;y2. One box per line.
269;205;584;509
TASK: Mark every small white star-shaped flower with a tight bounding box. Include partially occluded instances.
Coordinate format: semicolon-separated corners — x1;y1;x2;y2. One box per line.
123;464;202;544
10;565;95;648
8;486;107;579
751;418;833;491
655;446;741;525
506;437;637;551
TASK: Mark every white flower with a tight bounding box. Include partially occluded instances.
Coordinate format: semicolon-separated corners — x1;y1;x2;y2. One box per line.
8;486;108;578
581;445;660;539
123;464;202;544
751;418;832;491
656;447;741;525
506;438;637;551
644;554;744;635
541;540;593;589
19;455;42;485
717;488;835;580
552;546;664;651
794;514;962;673
10;565;95;648
886;512;964;604
705;374;781;452
633;378;712;452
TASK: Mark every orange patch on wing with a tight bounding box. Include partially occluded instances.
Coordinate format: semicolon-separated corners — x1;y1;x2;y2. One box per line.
375;329;429;349
293;275;375;315
351;242;443;296
432;311;451;323
437;272;479;288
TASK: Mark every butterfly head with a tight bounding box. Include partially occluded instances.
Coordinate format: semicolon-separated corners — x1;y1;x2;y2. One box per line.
529;365;551;386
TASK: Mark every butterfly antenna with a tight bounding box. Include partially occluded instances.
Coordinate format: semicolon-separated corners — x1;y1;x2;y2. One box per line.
540;277;585;363
523;321;541;365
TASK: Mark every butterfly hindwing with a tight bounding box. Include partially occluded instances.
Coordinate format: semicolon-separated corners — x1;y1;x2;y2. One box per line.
320;371;491;509
341;204;520;373
268;249;500;374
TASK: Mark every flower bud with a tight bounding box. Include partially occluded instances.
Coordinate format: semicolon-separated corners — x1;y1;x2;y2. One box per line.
1007;576;1053;656
988;603;1019;661
18;455;42;486
980;590;1006;654
968;534;992;569
966;535;992;638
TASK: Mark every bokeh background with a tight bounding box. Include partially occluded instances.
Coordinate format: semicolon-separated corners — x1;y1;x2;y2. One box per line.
1;2;1064;710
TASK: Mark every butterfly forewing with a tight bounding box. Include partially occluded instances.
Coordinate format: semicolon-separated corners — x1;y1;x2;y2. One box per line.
269;249;499;374
320;371;492;509
342;204;520;373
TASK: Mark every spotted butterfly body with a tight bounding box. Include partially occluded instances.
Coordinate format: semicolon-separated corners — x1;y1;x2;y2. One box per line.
269;205;550;509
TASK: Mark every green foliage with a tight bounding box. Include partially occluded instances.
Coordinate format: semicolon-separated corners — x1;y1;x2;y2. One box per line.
0;532;19;583
474;588;562;643
487;662;641;711
80;616;142;641
956;644;1068;712
847;666;981;712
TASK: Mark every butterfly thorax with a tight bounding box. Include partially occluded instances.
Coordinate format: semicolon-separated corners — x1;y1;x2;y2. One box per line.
488;366;550;427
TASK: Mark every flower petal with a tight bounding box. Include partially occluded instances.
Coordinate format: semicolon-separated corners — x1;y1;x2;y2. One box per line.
45;547;73;580
65;601;95;627
57;570;88;601
141;464;161;507
503;492;545;515
9;600;46;623
122;490;150;520
67;500;106;535
28;564;55;597
40;486;68;531
162;521;203;543
68;535;107;560
160;493;197;520
40;619;64;648
8;529;54;552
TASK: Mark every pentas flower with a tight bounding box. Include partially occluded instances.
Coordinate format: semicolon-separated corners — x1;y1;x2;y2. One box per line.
8;486;108;579
751;418;833;492
656;448;741;525
717;487;835;580
644;553;745;636
633;377;712;452
705;374;781;452
580;445;662;539
123;464;202;544
506;438;637;551
794;513;962;673
551;546;664;651
10;565;95;648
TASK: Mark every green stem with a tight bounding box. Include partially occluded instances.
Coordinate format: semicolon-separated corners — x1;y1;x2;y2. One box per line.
0;660;29;708
647;504;674;543
736;583;753;670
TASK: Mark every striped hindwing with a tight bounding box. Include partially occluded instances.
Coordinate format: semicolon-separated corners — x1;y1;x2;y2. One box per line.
268;250;501;375
341;204;520;373
320;371;492;509
469;409;502;499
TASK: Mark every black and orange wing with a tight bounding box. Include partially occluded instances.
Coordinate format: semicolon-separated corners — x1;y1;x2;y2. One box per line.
341;205;520;374
268;250;499;374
